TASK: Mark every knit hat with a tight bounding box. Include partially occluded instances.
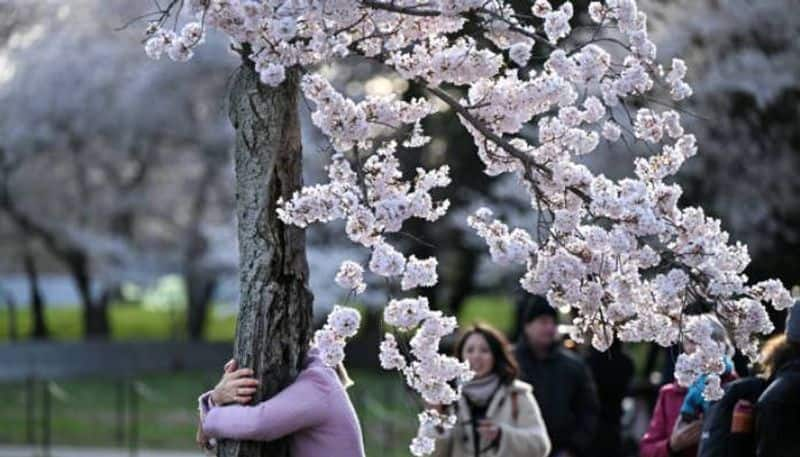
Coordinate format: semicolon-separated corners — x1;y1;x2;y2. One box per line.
786;303;800;343
520;294;558;324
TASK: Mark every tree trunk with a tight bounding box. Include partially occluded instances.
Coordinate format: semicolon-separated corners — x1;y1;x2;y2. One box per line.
186;270;217;340
185;155;221;341
0;169;109;339
218;61;313;457
84;291;110;339
67;253;110;339
0;284;18;341
23;251;49;339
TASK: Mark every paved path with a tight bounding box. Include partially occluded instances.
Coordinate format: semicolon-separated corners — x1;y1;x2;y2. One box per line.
0;445;205;457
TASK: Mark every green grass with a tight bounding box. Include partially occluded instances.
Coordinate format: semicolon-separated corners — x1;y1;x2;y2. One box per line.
0;305;236;342
349;371;417;456
1;294;513;342
0;369;416;454
0;308;81;341
457;294;515;335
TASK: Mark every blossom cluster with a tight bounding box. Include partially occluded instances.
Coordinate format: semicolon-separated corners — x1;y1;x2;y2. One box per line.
276;138;450;244
673;315;731;399
313;305;361;366
145;22;204;62
388;36;504;87
145;0;470;86
302;74;436;152
467;208;537;265
533;0;574;44
411;409;458;456
380;304;473;404
334;261;366;295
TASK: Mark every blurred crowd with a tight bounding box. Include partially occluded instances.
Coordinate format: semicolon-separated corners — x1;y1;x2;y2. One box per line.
431;294;800;457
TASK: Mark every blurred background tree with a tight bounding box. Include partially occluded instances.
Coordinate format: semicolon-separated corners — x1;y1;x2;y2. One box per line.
647;0;800;327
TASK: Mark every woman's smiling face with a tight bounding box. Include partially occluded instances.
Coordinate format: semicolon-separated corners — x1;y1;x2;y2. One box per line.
462;332;495;379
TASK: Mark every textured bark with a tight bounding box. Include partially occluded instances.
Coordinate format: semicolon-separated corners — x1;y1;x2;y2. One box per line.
217;61;313;457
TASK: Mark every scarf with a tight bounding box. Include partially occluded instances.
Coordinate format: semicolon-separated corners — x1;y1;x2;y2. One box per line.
462;373;501;407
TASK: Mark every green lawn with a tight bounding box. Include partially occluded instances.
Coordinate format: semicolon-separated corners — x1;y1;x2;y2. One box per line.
458;295;515;334
0;295;513;342
0;305;237;342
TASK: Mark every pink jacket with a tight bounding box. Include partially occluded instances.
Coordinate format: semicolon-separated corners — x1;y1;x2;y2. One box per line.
639;383;696;457
199;350;365;457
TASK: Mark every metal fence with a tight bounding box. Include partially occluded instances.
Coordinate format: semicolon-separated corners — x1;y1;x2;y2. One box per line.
0;342;232;457
0;342;659;457
0;341;423;457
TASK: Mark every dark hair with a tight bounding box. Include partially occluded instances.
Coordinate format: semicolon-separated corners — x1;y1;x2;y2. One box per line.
454;323;519;385
759;334;800;379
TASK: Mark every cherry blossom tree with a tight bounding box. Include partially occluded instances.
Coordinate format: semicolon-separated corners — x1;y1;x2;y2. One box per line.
140;1;793;455
0;1;237;338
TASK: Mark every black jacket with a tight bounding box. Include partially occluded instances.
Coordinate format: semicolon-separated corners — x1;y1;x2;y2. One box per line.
756;358;800;457
586;345;634;457
514;341;599;457
699;376;766;457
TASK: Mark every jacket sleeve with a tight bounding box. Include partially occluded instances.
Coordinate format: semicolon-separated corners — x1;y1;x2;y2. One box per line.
198;390;215;419
640;388;672;457
497;389;552;457
681;377;705;418
566;364;600;454
201;369;331;442
755;399;781;457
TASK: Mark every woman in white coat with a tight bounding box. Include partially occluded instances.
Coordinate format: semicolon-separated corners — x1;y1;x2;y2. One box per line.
433;323;551;457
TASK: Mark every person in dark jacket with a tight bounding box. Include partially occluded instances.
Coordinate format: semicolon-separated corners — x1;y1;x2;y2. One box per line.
586;340;634;457
697;332;800;457
756;305;800;457
697;377;765;457
513;294;599;457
